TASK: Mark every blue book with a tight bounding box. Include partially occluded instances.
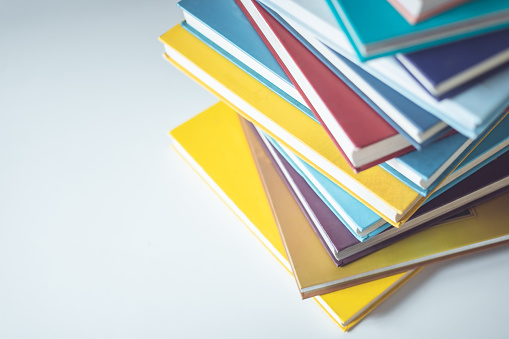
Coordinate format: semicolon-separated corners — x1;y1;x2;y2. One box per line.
381;115;509;196
264;134;390;241
180;21;316;121
179;0;447;148
325;0;509;60
261;4;449;146
178;0;310;115
258;0;509;139
397;27;509;99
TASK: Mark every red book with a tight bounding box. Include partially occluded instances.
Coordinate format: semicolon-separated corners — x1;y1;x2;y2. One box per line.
236;0;414;172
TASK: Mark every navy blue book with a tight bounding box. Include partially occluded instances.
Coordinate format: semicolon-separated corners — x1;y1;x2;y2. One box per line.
397;27;509;99
178;0;449;148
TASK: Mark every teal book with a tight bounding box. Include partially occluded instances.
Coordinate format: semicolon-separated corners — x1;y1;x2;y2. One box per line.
325;0;509;60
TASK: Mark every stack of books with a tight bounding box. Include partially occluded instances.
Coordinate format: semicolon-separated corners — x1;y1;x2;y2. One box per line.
159;0;509;331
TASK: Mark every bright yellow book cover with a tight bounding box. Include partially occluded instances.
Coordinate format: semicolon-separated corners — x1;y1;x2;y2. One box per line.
159;24;505;227
159;24;423;226
169;101;420;331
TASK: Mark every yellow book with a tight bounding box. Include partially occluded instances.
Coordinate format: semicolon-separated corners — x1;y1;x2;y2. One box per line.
159;24;504;227
170;101;420;331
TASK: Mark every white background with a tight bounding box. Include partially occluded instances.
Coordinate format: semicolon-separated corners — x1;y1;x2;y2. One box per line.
1;0;509;337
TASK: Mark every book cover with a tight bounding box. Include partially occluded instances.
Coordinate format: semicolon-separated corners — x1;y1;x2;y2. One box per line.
178;0;307;111
397;27;509;98
159;24;425;226
169;101;420;331
237;0;414;171
326;0;509;59
382;114;509;195
260;4;449;145
160;24;509;227
265;132;390;242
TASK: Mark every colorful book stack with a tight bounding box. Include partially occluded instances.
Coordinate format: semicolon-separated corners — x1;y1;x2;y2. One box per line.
160;0;509;332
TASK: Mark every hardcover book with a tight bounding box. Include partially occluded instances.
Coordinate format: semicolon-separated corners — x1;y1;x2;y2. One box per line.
160;24;507;227
397;27;509;98
169;101;420;331
257;4;448;145
325;0;509;59
177;0;307;110
160;24;424;226
380;114;509;196
237;0;415;171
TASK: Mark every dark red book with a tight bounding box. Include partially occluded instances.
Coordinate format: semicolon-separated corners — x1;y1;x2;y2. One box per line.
236;0;414;172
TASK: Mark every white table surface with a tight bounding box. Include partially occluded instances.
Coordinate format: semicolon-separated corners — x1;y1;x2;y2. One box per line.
1;0;509;337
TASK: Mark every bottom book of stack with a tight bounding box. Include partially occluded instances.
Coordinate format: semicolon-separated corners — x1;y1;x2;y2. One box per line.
169;101;509;331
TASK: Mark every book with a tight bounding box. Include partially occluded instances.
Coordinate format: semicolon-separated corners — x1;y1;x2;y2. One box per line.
259;0;509;139
380;114;509;196
177;0;307;111
388;0;470;24
397;27;509;98
169;101;420;331
160;24;507;227
260;129;509;266
159;24;421;226
266;134;389;241
325;0;509;59
247;116;509;297
257;4;449;145
237;0;416;171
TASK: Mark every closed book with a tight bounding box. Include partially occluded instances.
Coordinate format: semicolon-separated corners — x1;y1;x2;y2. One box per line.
160;24;507;227
397;27;509;98
169;101;420;331
177;0;307;110
259;4;449;145
237;0;414;171
382;115;509;196
326;0;509;59
159;24;423;226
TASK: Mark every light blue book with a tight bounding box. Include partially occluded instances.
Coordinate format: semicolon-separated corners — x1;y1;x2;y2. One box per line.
268;130;509;242
258;0;509;139
265;134;390;241
178;0;311;117
325;0;509;60
179;0;447;148
381;115;509;196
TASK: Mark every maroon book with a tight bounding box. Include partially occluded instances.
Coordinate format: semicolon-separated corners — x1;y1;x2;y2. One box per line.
236;0;415;172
